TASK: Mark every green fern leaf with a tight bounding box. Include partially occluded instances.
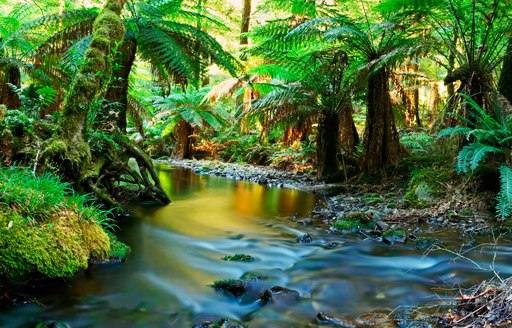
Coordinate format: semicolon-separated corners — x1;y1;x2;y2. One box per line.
496;165;512;220
456;143;501;173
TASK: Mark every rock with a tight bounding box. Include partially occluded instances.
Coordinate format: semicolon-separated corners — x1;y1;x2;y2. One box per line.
33;320;71;328
375;220;389;231
316;312;357;327
323;241;339;249
260;286;300;306
382;229;407;244
298;218;312;225
222;254;255;262
297;233;313;243
211;279;247;298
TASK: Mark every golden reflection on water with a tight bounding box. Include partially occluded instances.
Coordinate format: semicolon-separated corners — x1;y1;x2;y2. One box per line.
136;165;317;238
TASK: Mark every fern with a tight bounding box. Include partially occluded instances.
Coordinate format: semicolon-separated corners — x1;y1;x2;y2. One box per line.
456;143;501;173
497;165;512;220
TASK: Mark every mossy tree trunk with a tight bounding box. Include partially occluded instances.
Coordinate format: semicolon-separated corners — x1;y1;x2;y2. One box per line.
359;68;403;173
41;0;170;205
104;36;137;133
404;63;421;127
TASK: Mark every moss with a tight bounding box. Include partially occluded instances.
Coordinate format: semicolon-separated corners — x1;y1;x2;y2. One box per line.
109;236;131;261
240;272;268;280
222;254;255;262
404;167;453;208
332;218;376;232
211;279;247;297
0;210;110;281
362;196;383;204
383;229;406;239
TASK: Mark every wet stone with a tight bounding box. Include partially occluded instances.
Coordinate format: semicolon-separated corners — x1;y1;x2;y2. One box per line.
323;241;339;249
316;312;357;327
297;233;313;243
260;286;300;306
298;218;312;225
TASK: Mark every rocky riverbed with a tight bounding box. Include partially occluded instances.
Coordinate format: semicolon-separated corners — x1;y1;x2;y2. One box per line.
163;159;493;237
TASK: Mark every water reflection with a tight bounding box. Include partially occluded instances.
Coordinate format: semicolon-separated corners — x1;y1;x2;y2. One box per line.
1;165;512;327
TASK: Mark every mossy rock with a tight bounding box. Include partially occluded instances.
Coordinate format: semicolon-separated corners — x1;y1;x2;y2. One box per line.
404;167;453;208
382;229;407;244
363;196;383;205
332;218;376;232
211;279;247;298
222;254;255;262
415;237;441;251
240;272;268;280
0;210;110;282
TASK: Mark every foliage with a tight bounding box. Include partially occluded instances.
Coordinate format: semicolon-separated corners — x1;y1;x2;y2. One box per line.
0;109;33;136
152;86;230;136
400;131;434;155
404;166;453;208
496;165;512;220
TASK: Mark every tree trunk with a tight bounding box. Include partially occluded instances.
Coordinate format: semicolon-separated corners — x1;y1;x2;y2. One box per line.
171;119;194;159
404;63;421;127
338;100;359;153
0;65;21;109
59;0;126;145
359;68;403;173
499;37;512;103
317;111;339;180
240;0;251;45
283;115;311;146
428;81;442;127
104;36;137;133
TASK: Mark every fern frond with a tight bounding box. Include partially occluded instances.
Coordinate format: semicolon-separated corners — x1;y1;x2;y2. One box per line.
456;143;501;173
437;126;473;139
496;165;512;220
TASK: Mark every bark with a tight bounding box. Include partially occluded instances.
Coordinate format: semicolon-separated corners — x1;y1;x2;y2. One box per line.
359;68;403;172
0;65;21;109
428;81;442;126
104;36;137;133
338;100;359;153
240;0;251;45
171;119;194;159
499;37;512;104
317;111;340;179
283;115;312;146
404;63;421;127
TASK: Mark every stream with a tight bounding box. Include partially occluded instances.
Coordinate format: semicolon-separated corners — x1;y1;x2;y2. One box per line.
2;164;512;327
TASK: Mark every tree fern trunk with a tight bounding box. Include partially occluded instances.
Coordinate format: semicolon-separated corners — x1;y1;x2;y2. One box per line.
338;100;359;153
0;65;21;110
317;111;340;180
499;37;512;103
359;68;403;172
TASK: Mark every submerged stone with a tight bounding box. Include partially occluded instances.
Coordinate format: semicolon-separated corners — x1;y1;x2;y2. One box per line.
193;316;247;328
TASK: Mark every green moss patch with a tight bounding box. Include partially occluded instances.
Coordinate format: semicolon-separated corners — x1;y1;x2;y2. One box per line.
332;217;376;232
0;167;117;282
222;254;255;262
404;167;453;208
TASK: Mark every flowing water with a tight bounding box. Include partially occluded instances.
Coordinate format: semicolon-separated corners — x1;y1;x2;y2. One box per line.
2;164;512;327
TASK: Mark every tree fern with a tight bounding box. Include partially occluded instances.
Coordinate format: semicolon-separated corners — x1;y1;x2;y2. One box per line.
497;165;512;220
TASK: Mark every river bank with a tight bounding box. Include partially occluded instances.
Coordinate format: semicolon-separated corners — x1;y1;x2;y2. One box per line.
162;159;494;237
